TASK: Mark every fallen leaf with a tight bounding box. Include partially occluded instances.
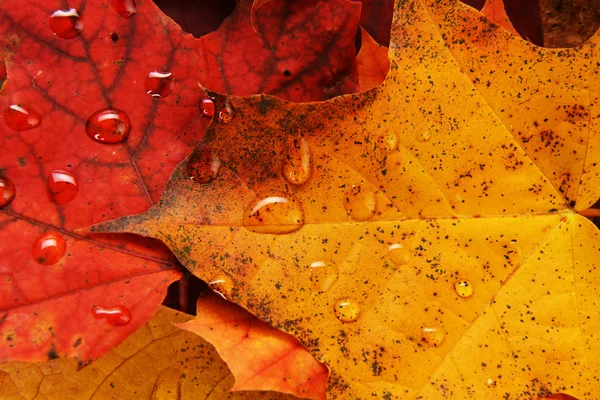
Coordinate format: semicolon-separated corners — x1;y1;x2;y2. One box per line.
0;306;296;399
177;291;328;400
355;27;390;91
94;0;600;398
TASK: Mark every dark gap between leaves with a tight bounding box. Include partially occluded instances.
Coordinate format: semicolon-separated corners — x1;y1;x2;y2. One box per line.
153;0;236;38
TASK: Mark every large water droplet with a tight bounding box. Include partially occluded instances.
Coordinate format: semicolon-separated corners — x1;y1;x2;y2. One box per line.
417;129;431;142
111;0;136;18
243;193;304;234
282;137;311;186
187;147;221;184
333;298;360;323
421;326;446;347
91;305;132;326
200;97;215;118
0;177;15;208
376;130;398;153
49;9;83;39
308;261;338;292
31;231;66;265
343;185;377;221
209;275;234;299
388;243;410;267
454;279;473;298
4;105;41;131
145;72;174;98
86;108;131;144
48;170;78;206
218;103;234;123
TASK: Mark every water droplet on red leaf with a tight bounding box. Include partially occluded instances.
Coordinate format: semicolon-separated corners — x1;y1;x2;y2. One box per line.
0;176;15;208
145;71;174;98
31;231;66;265
4;105;41;131
48;170;78;206
91;305;132;326
49;9;83;39
85;108;131;144
200;98;215;118
187;147;221;183
111;0;136;18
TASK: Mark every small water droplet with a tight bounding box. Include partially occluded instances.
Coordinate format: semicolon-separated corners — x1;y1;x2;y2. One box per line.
388;243;410;267
282;137;311;186
344;185;377;221
91;305;132;326
48;170;78;206
454;279;473;298
333;298;360;323
376;130;398;153
4;105;41;131
186;147;221;184
0;176;16;208
417;129;431;142
243;193;304;234
31;231;66;265
111;0;136;18
308;261;338;292
421;326;445;347
209;275;234;299
85;108;131;144
218;103;234;123
145;71;174;98
49;9;83;39
486;378;496;387
200;97;215;118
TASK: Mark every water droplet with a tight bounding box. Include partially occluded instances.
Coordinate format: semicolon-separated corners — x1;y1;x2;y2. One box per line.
31;231;66;265
91;305;132;326
209;275;234;299
186;147;221;184
454;280;473;298
48;170;78;206
4;105;41;131
49;9;83;39
343;185;377;221
111;0;136;18
145;71;174;98
0;177;15;208
421;326;445;347
333;298;360;323
308;261;338;292
417;129;431;142
376;130;398;153
218;103;234;123
486;378;496;387
85;108;131;144
282;137;311;186
243;193;304;234
388;243;410;267
200;98;215;118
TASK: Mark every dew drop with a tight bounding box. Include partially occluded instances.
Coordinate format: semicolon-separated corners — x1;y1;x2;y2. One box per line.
31;231;66;265
145;71;174;98
454;279;473;298
388;243;410;267
85;108;131;144
417;129;431;142
376;130;398;153
0;176;15;208
91;305;132;326
282;137;311;186
209;275;234;299
243;193;304;234
49;9;83;39
218;103;234;123
4;104;41;131
421;326;446;347
186;147;221;184
111;0;136;18
343;185;377;221
308;261;338;292
200;97;215;118
48;170;78;206
333;298;360;323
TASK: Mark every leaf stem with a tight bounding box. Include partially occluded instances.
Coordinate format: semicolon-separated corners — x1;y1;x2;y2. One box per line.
578;208;600;217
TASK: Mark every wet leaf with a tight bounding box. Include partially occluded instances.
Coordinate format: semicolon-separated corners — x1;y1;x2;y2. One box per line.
94;0;600;397
0;306;296;399
178;291;328;400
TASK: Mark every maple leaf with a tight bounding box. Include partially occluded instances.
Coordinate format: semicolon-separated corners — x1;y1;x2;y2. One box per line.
94;0;600;398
